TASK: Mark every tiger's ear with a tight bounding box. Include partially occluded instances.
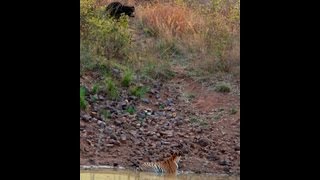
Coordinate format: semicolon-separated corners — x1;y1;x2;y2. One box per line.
171;151;179;156
175;151;182;156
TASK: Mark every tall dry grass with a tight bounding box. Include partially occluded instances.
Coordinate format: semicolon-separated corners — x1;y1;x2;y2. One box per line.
137;3;203;38
136;0;240;74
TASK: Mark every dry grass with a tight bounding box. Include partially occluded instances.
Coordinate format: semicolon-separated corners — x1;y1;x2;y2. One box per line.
135;0;239;73
95;0;136;7
137;2;203;39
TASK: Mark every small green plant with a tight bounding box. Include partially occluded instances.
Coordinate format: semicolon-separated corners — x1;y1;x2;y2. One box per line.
229;108;238;115
159;104;165;110
80;42;96;74
215;82;231;93
187;93;196;99
92;84;99;94
80;86;88;110
213;113;223;121
189;116;208;126
199;121;208;127
100;109;111;121
122;70;133;87
126;106;136;115
142;61;175;80
189;117;199;124
105;78;119;99
130;86;149;98
92;94;98;102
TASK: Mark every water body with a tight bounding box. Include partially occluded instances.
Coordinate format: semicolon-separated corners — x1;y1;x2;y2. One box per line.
80;168;240;180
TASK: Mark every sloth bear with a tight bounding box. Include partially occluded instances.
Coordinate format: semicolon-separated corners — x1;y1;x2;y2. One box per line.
106;2;135;19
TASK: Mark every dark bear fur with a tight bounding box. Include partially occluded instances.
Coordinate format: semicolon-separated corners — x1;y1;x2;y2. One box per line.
106;2;135;19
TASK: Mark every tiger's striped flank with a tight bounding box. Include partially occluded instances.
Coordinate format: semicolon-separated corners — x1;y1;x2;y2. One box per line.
139;152;181;174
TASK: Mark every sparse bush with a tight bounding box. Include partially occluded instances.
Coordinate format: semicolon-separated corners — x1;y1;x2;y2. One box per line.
100;109;111;121
215;82;231;93
130;86;149;98
81;0;131;60
92;84;100;94
80;86;88;109
86;15;131;59
122;70;134;87
105;78;119;99
80;0;96;37
126;105;136;115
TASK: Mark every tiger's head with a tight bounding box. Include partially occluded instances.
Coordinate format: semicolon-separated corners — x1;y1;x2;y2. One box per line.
171;151;182;164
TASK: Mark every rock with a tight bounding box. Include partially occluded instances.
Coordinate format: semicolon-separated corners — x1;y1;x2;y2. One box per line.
129;130;137;137
218;159;230;166
97;120;106;128
207;153;219;161
128;96;137;101
120;102;127;110
150;135;158;141
137;111;146;119
171;143;179;147
195;129;202;133
150;88;159;94
156;111;166;116
88;159;95;165
114;120;122;126
161;141;170;145
114;141;121;146
175;119;184;126
150;143;157;148
110;134;117;140
83;114;91;122
223;167;230;173
98;95;105;100
112;68;120;75
113;162;119;167
160;130;173;137
111;113;118;119
104;127;113;135
181;146;190;154
198;138;209;147
134;140;143;146
141;98;150;104
167;98;173;103
120;134;127;143
106;144;114;147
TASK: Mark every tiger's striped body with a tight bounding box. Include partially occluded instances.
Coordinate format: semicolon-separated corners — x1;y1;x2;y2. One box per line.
139;153;181;174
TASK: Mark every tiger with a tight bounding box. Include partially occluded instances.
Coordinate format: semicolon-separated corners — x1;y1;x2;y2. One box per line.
139;152;181;175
